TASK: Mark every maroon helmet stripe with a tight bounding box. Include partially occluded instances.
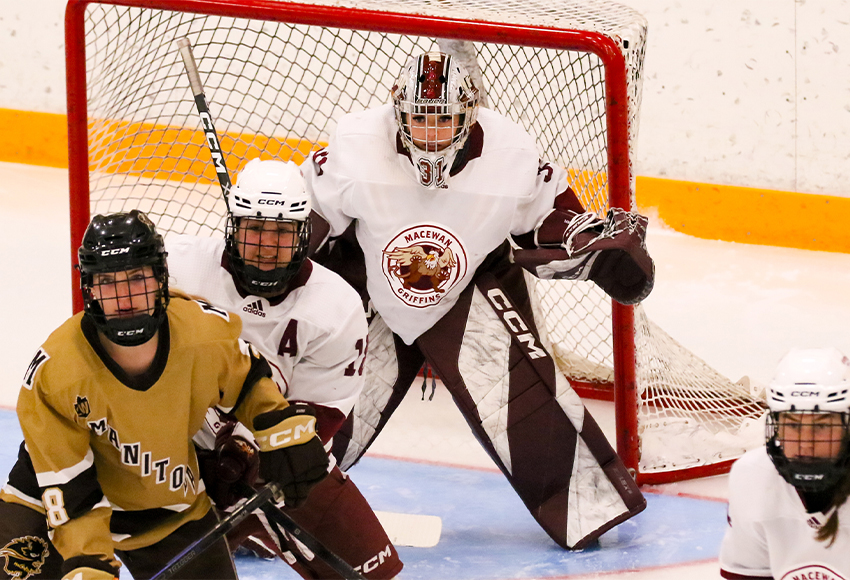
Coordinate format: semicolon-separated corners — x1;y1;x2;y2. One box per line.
417;53;449;101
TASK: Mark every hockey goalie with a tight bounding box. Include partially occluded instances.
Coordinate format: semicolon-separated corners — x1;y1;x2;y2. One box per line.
303;51;654;549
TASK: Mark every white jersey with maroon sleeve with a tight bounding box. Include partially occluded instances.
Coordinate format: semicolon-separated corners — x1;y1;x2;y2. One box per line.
165;234;368;442
303;104;571;344
720;447;850;580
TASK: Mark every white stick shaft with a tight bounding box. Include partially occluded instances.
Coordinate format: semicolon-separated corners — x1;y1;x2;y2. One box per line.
177;37;204;97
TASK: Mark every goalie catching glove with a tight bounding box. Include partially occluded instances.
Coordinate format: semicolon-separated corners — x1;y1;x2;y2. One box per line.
513;207;654;305
253;403;329;508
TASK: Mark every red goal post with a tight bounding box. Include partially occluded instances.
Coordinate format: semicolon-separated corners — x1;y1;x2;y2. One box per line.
64;0;766;485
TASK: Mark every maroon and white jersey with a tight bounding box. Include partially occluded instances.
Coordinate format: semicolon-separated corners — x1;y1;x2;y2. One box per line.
304;104;572;344
166;235;369;443
720;447;850;580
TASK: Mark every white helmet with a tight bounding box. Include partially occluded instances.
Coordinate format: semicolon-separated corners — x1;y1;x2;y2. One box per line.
766;347;850;413
225;158;311;296
765;347;850;492
229;158;310;220
392;51;480;189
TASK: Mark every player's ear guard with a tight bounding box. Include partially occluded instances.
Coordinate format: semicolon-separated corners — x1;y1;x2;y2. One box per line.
253;404;329;507
513;207;654;305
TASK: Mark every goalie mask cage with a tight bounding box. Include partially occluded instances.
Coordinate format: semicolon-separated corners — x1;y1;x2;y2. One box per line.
65;0;766;485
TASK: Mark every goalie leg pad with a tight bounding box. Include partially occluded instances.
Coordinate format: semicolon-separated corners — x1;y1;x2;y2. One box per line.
331;314;425;471
415;266;645;549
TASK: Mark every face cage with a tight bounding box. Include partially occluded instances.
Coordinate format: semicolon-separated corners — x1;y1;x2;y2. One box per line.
225;215;311;296
81;264;169;347
765;410;850;492
394;99;476;157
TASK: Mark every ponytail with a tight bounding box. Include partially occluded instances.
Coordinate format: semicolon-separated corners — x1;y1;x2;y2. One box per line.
816;470;850;546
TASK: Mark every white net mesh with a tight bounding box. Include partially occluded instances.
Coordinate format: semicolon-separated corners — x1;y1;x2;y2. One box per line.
632;308;766;472
72;0;765;480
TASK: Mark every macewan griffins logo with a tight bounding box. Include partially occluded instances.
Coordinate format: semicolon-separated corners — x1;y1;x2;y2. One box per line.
382;225;467;308
781;565;845;580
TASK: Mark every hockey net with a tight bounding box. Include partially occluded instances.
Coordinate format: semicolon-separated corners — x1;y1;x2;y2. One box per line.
65;0;766;484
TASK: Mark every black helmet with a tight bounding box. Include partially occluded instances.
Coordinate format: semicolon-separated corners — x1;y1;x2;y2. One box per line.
78;210;169;346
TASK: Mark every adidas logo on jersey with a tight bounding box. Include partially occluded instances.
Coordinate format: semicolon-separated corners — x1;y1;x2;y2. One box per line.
243;300;266;317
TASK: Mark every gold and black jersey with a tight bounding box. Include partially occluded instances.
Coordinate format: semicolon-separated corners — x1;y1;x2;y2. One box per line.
15;296;288;562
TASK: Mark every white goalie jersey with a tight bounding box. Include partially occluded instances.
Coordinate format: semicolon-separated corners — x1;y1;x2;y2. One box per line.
720;448;850;580
166;234;369;442
303;104;572;345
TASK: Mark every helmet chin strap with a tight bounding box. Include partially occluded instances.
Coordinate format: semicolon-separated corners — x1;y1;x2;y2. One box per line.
102;313;161;346
766;423;850;493
238;262;294;296
87;300;164;347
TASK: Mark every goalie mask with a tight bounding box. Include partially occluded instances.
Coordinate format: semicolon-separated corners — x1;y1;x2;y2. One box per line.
765;347;850;492
78;210;169;346
392;51;480;189
225;158;311;296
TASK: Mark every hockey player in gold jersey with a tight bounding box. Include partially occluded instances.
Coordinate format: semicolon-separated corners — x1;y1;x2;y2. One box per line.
0;210;329;580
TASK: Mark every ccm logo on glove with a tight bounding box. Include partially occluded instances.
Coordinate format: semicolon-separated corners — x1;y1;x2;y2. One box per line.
254;410;316;450
252;404;329;507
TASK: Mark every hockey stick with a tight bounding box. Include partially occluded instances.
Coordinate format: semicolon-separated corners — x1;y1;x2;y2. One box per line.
177;34;439;554
176;37;232;210
177;37;365;579
150;483;281;580
374;510;442;548
235;482;367;580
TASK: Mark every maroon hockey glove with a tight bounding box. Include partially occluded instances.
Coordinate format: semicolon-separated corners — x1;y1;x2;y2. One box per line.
197;421;260;509
253;403;330;508
514;207;654;304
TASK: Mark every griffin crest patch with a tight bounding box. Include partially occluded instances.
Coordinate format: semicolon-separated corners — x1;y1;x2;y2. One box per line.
74;395;91;419
780;565;846;580
382;224;467;308
0;536;50;580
